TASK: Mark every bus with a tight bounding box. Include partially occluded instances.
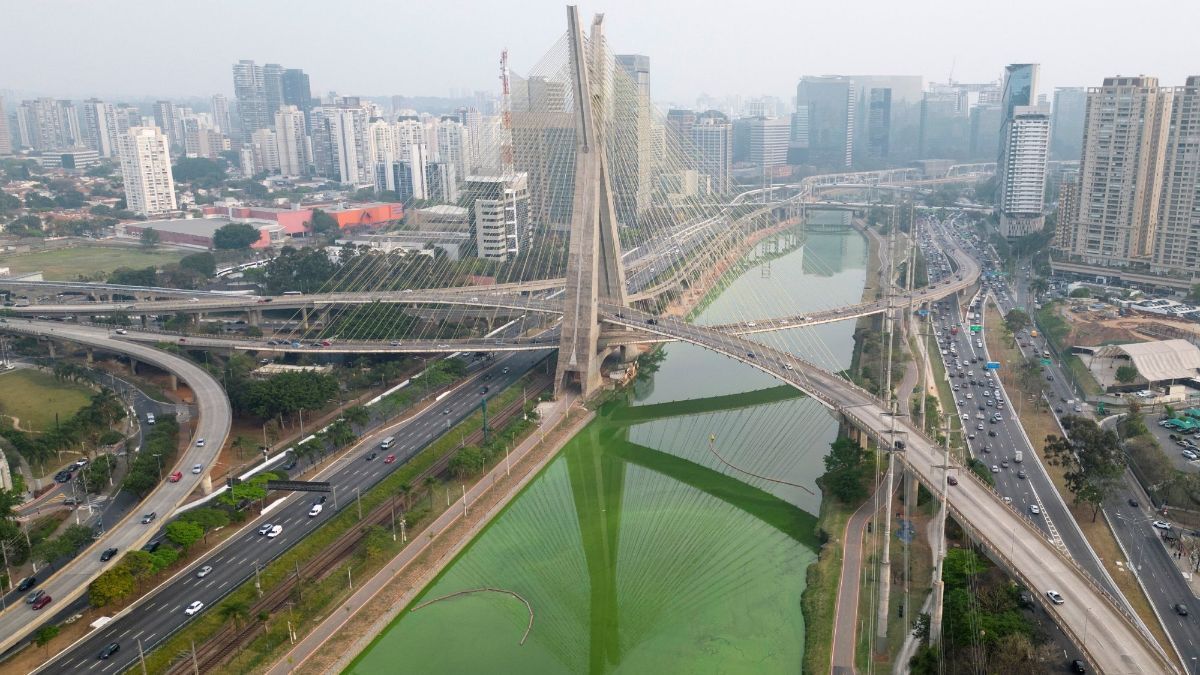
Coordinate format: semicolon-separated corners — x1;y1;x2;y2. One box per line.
380;436;395;449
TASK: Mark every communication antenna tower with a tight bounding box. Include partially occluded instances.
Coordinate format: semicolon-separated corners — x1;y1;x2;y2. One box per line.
500;48;514;174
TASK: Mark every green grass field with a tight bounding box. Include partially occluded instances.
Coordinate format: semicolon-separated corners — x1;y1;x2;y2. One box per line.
0;368;93;432
0;246;187;280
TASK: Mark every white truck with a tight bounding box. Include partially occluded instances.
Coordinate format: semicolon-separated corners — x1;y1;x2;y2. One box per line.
1014;450;1023;463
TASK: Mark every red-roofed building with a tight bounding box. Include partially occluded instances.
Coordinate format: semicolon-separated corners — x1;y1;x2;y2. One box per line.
326;202;404;230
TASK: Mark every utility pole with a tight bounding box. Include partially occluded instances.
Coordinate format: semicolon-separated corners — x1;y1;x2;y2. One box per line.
930;415;952;644
875;205;898;650
138;639;148;675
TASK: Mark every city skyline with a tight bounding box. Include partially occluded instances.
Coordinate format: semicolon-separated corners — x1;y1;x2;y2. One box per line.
4;0;1198;104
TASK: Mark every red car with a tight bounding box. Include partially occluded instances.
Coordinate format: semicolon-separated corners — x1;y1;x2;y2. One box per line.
321;340;332;347
168;471;183;483
31;595;51;610
384;454;396;464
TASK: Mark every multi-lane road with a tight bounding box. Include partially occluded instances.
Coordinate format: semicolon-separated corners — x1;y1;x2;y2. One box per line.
988;257;1200;669
37;348;548;673
0;321;231;655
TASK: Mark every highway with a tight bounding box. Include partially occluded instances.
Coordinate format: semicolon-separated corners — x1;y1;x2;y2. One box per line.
36;349;548;673
595;222;1175;673
0;321;231;656
990;252;1200;670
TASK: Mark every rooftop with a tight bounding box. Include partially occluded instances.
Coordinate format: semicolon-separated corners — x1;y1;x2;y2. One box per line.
1093;339;1200;383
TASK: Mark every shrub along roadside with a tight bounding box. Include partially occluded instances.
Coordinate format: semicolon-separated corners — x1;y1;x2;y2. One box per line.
140;373;543;673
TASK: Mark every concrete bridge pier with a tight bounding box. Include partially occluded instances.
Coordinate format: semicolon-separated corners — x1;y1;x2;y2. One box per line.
167;373;177;391
85;348;94;364
129;357;138;376
247;309;262;327
301;307;310;331
201;474;213;495
46;341;56;358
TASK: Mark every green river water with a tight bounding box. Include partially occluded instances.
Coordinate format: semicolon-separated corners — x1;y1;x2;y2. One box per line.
347;218;866;674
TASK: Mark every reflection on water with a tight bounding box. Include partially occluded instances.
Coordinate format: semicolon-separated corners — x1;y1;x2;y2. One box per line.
345;226;865;674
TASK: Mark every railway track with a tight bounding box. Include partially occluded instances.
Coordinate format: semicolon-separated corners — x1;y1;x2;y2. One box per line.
165;376;550;674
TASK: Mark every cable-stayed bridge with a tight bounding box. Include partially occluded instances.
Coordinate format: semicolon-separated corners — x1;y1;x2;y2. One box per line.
0;6;1175;672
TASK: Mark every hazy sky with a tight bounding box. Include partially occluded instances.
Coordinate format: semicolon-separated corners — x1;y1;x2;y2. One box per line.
4;0;1197;105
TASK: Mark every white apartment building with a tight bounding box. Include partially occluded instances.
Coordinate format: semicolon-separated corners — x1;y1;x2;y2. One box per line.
436;119;471;188
118;127;177;216
466;173;530;261
274;105;308;177
998;105;1051;238
250;128;280;174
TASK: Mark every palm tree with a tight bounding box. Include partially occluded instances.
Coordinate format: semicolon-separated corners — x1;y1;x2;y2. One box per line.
424;476;438;508
398;482;412;511
220;600;250;629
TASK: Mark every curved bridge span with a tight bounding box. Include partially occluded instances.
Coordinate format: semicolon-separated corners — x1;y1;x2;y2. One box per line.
599;302;1175;675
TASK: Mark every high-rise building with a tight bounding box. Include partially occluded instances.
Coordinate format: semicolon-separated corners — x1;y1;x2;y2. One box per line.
997;105;1051;238
1000;64;1039;124
392;143;430;201
425;161;459;203
968;104;1002;158
748;116;791;168
866;88;891;160
18;98;73;150
250;128;280;174
113;104;143;135
282;69;313;115
1060;76;1172;263
793;76;856;167
211;94;232;134
466;173;530;261
690;110;733;193
81;99;117;157
436;118;471;188
117;127;177;216
327;106;368;185
1151;77;1200;273
233;60;269;141
919;91;967;158
613;54;653;225
666;108;697;140
1050;87;1087;161
182;117;225;159
263;64;286;119
1055;172;1080;253
274;105;308;177
153;100;179;148
997;64;1041;222
0;96;11;155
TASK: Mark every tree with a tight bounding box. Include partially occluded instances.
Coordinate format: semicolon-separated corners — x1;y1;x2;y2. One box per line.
1116;364;1139;384
140;227;160;248
1004;308;1030;334
89;566;135;607
1044;417;1126;520
1187;284;1200;305
449;446;486;478
1069;287;1091;298
821;436;871;503
212;222;261;249
220;600;251;629
165;520;205;549
310;208;339;237
171;157;226;186
343;405;370;427
34;625;60;652
109;266;158;287
180;251;217;277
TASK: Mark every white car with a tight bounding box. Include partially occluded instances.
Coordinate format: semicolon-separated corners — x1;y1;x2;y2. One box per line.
196;565;213;578
308;504;323;518
191;463;203;474
1029;504;1041;515
1045;590;1065;605
965;393;973;400
267;525;283;538
1153;520;1172;530
185;600;205;615
257;523;274;535
195;438;205;447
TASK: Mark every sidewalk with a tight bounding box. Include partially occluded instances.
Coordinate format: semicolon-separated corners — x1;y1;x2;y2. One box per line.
830;490;883;673
265;394;591;675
